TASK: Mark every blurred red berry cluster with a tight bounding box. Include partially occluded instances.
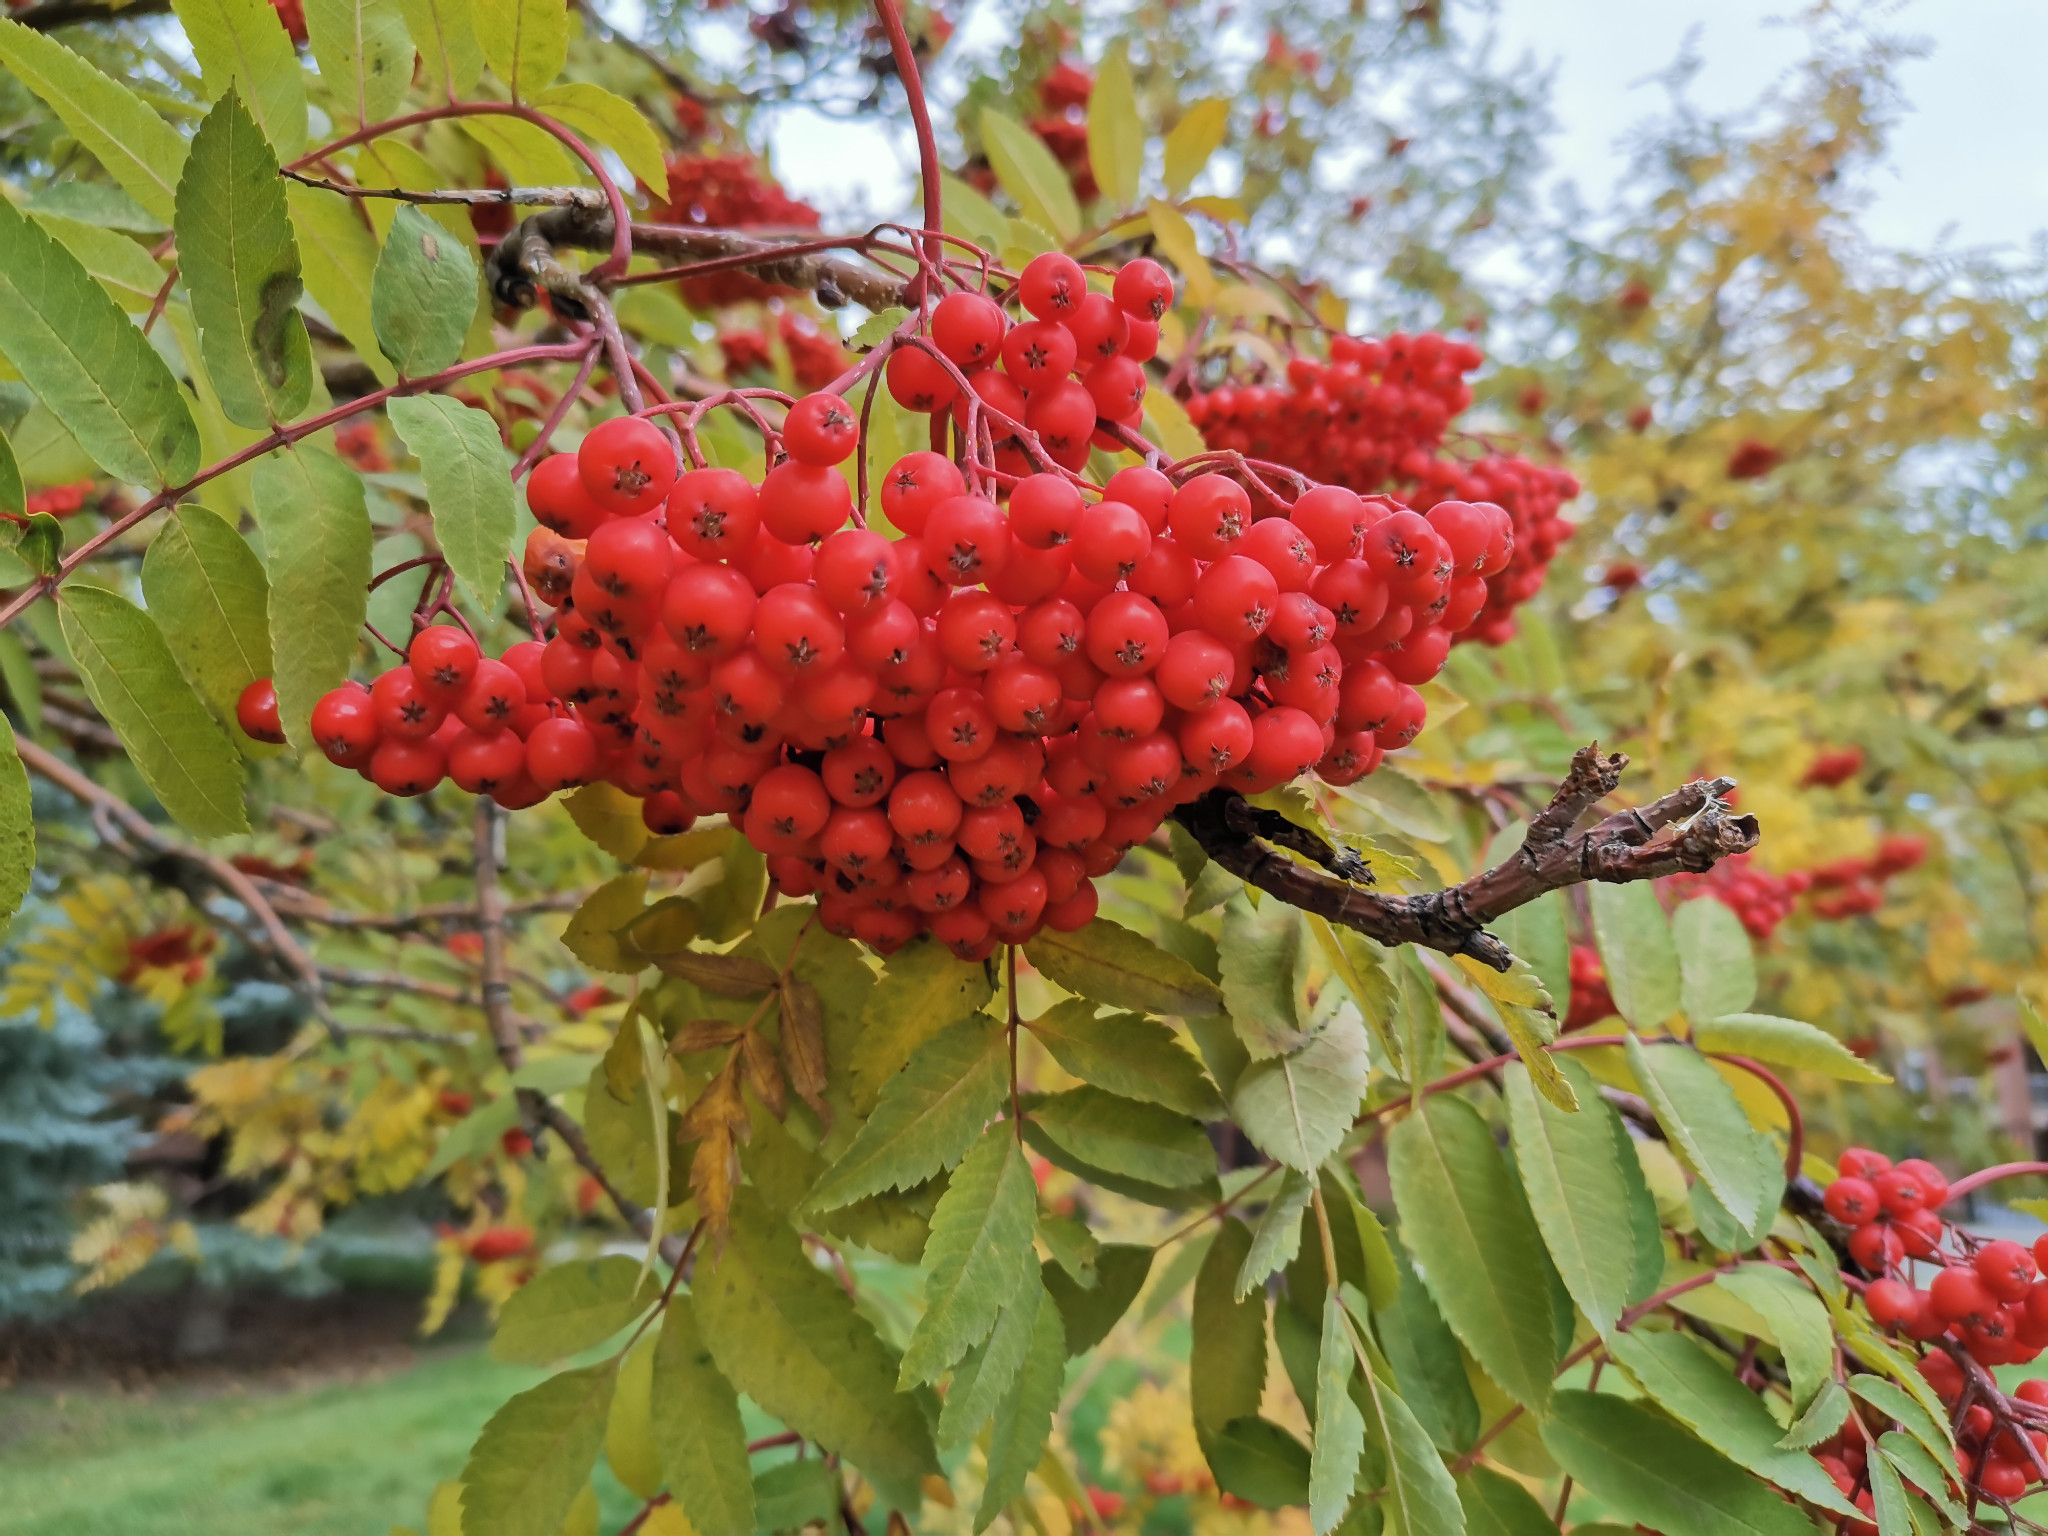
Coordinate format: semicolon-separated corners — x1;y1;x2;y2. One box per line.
655;155;821;308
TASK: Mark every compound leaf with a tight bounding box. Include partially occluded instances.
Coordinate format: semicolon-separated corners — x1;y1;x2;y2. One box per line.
899;1126;1038;1386
650;1296;753;1536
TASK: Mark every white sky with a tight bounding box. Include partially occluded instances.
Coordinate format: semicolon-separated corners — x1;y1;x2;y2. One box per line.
764;0;2048;263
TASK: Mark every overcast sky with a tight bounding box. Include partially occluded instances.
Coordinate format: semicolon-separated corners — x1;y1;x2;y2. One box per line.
762;0;2048;264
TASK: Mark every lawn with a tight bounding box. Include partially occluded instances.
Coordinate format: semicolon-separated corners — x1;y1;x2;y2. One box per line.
0;1345;647;1536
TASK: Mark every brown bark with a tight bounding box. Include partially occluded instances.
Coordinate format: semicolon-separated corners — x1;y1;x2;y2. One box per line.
1170;744;1759;971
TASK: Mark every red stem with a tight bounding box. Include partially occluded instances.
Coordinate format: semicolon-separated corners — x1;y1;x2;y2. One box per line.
0;341;592;632
284;103;634;278
1942;1162;2048;1204
869;0;943;266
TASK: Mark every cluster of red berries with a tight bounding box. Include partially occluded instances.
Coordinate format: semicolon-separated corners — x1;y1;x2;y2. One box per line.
1805;835;1929;921
262;264;1531;958
718;312;848;392
1801;744;1865;788
1660;854;1815;942
1563;944;1615;1031
1184;337;1579;644
879;250;1166;471
654;154;821;308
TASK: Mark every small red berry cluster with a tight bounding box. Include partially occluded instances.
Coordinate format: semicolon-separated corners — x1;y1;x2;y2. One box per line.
248;260;1533;959
1184;336;1579;644
1563;944;1615;1030
1801;744;1865;789
1804;835;1929;921
654;153;821;308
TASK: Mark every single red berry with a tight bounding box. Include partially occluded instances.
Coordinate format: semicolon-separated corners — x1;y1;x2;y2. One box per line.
1112;257;1172;321
369;736;447;796
311;683;379;767
1069;499;1152;585
456;658;528;734
758;460;852;545
525;716;600;791
642;790;695;836
236;677;286;744
1084;591;1169;676
1929;1265;1994;1322
783;392;860;466
931;290;1007;368
371;666;447;741
1016;251;1085;321
1894;1156;1948;1209
578;415;676;516
408;624;482;704
526;453;606;538
1846;1221;1903;1274
447;728;527;793
1873;1167;1928;1218
666;466;760;560
923;495;1012;586
1169;474;1252;559
1976;1239;2038;1303
1823;1176;1880;1225
813;528;899;617
1001;318;1079;390
880;452;966;535
1863;1277;1916;1328
886;347;960;414
1103;465;1174;534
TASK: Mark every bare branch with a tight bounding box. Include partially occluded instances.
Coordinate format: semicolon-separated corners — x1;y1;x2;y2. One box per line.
1171;744;1759;971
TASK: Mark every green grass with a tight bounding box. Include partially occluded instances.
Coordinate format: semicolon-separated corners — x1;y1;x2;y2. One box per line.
0;1347;565;1536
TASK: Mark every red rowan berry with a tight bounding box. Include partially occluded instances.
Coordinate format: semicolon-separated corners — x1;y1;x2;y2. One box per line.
907;856;972;913
1823;1176;1879;1225
880;452;966;536
754;584;845;677
312;683;379;767
371;736;446;796
1001;318;1078;390
1112;257;1172;321
783;392;859;466
1977;1240;2037;1303
526;716;600;791
642;790;695;836
1290;484;1367;561
927;686;999;762
923;495;1012;586
886;347;960;413
371;666;447;741
578;416;676;516
759;459;852;544
814;528;899;616
1169;475;1252;559
935;589;1018;672
662;563;756;657
1070;499;1152;585
1026;379;1099;469
1864;1277;1916;1327
1930;1266;1993;1322
1193;555;1279;643
1010;475;1085;550
456;659;527;734
237;677;286;744
1017;251;1085;321
527;453;607;538
408;625;482;705
932;290;1007;368
448;728;527;793
667;467;760;560
1084;591;1169;676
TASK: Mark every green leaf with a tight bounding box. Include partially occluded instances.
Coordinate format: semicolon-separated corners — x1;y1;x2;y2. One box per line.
305;0;413;130
1458;1466;1555;1535
0;715;32;933
1488;890;1571;1020
1777;1379;1850;1450
534;83;669;195
1025;917;1224;1018
1846;1376;1955;1467
694;1192;938;1509
1394;949;1446;1087
425;1094;519;1175
974;1290;1065;1531
476;0;567;99
650;1296;754;1536
980;107;1083;241
171;0;307;158
141;504;273;734
1376;1249;1479;1455
460;1364;616;1536
1237;1169;1312;1299
32;213;169;313
0;431;19;520
1163;100;1230;196
1308;916;1401;1077
1875;1431;1965;1529
1387;1093;1563;1411
398;0;483;101
251;442;372;752
1219;897;1314;1058
1673;896;1756;1020
1341;765;1450;842
851;937;995;1111
58;585;248;836
900;1126;1037;1386
1230;1015;1369;1173
1308;1295;1364;1535
1351;1324;1465;1536
1042;1244;1152;1356
1865;1440;1911;1536
849;307;910;351
288;185;397;387
1542;1390;1811;1536
385;394;516;609
1026;999;1223;1118
1208;1417;1311;1508
373;205;480;377
1626;1033;1784;1235
1693;1014;1892;1084
750;1460;838;1534
605;1333;659;1500
1715;1263;1833;1411
1504;1056;1658;1334
1607;1331;1858;1517
0;20;190;223
942;1271;1046;1452
805;1016;1007;1211
1191;1217;1264;1437
0;200;198;488
491;1257;658;1365
1589;882;1680;1029
1086;44;1143;211
1028;1086;1218;1191
560;871;647;974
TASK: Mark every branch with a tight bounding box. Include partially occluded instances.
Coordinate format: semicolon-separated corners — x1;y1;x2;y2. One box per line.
487;204;914;313
11;0;172;27
1171;744;1758;970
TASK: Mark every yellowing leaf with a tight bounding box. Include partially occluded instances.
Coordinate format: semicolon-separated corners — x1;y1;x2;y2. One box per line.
1163;100;1229;195
1146;199;1217;306
535;83;670;194
980;107;1082;242
1087;45;1143;211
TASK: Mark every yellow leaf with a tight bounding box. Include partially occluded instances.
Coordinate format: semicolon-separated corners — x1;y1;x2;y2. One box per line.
1145;198;1216;306
1182;194;1248;225
1142;388;1206;462
567;781;650;861
534;82;669;194
561;871;649;974
1163;99;1229;195
1086;43;1143;210
980;107;1081;241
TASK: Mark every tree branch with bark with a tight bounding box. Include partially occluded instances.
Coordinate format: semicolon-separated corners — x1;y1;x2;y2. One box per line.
1170;743;1759;970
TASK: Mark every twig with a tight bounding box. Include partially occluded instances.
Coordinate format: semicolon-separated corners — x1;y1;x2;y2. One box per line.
1171;745;1758;970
